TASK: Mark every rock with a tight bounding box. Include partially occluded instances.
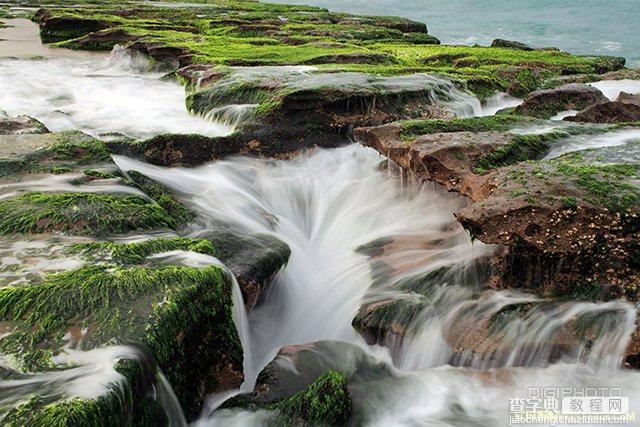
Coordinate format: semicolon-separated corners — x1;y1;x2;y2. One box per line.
204;232;291;310
0;115;49;135
108;133;242;167
59;28;139;51
496;66;543;97
223;341;390;424
37;14;109;44
355;117;555;201
593;56;627;74
455;145;640;296
113;72;457;166
357;117;640;299
515;84;608;118
565;100;640;123
0;246;243;420
127;41;194;70
617;91;640;106
491;39;533;51
303;52;396;65
352;261;493;357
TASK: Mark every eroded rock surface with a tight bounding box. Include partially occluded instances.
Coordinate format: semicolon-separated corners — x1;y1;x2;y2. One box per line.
515;84;608;118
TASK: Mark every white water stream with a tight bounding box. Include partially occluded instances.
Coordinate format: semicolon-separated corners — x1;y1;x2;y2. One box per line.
1;17;639;426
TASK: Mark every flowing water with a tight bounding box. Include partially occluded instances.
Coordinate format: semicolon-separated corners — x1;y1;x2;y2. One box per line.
116;144;640;426
0;20;231;139
1;15;640;427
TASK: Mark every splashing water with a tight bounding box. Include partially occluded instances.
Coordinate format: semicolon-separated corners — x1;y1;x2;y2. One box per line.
0;21;230;139
1;16;638;425
115;143;639;425
0;345;187;426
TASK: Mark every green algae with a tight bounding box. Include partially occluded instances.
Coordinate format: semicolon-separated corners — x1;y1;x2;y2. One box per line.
69;237;216;265
0;131;112;179
272;371;352;425
0;262;242;417
126;170;194;225
399;115;535;140
550;152;640;212
475;132;564;171
0;192;177;236
36;3;618;97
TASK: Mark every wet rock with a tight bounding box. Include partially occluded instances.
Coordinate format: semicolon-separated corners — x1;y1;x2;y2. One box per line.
203;232;291;310
59;28;139;51
515;84;608;118
0;129;112;179
303;52;397;65
223;341;392;424
617;91;640;106
0;115;48;135
115;72;457;165
357;118;640;299
496;66;543;97
127;41;194;70
126;170;194;226
37;13;109;44
108;133;242;167
0;249;243;420
352;261;493;355
491;39;533;51
455;144;640;295
565;100;640;124
543;67;640;88
355;118;554;201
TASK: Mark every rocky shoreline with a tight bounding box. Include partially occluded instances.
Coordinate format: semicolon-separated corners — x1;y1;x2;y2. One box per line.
0;0;639;425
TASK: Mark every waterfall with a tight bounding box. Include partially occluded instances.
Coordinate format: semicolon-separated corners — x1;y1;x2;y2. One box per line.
115;144;640;425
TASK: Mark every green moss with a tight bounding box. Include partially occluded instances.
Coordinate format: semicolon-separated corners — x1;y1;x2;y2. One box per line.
36;4;610;87
126;170;193;225
70;237;216;265
551;153;640;212
552;281;602;301
0;192;177;236
83;169;119;180
475;132;563;171
46;131;112;164
0;131;112;179
0;358;166;426
561;196;579;210
511;68;542;97
400;115;533;140
272;371;352;425
0;262;242;416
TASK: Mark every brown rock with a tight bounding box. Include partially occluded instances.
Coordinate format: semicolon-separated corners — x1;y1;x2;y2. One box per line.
565;100;640;124
515;84;608;118
617;91;640;106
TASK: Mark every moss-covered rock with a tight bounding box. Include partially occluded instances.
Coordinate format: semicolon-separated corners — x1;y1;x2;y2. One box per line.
515;83;608;118
399;114;537;140
69;237;216;265
0;192;177;237
222;341;384;425
126;170;194;225
456;142;640;297
0;115;49;135
0;261;243;420
205;231;291;310
272;371;351;425
0;129;113;180
356;122;562;200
